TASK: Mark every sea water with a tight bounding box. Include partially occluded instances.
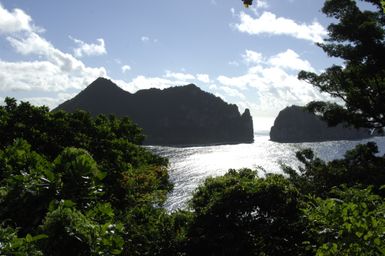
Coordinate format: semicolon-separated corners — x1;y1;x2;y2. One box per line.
146;135;385;211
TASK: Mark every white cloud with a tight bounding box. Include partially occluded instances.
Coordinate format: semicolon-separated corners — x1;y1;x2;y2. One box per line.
196;74;210;84
217;74;255;90
243;49;263;64
7;32;52;55
255;0;268;9
268;49;314;71
221;86;246;99
164;71;195;81
242;49;314;72
228;60;240;66
114;71;211;94
209;84;218;90
70;37;107;57
21;92;76;109
121;65;131;73
4;32;106;90
248;0;269;16
141;36;158;43
235;11;327;43
116;76;179;93
216;49;330;116
0;4;107;94
0;58;106;92
0;4;33;34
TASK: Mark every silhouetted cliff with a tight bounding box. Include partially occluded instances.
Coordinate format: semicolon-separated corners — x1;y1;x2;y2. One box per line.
56;77;254;145
270;105;372;143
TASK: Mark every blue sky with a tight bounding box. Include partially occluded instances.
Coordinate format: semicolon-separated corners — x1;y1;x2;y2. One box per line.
0;0;337;131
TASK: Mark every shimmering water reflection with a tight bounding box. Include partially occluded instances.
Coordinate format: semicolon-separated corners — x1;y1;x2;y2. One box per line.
146;136;385;211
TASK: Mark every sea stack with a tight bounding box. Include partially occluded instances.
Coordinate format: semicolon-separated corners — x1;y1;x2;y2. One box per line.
270;105;372;143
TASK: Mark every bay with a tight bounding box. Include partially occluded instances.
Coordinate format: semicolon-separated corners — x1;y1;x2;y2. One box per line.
146;135;385;211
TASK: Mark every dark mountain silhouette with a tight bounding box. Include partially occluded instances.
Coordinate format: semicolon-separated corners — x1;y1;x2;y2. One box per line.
55;77;254;146
270;105;373;143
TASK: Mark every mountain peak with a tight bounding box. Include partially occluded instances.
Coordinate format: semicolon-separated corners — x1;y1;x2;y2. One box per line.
53;77;130;114
88;77;120;89
185;83;198;88
94;77;110;83
182;83;201;91
82;77;128;95
56;79;254;146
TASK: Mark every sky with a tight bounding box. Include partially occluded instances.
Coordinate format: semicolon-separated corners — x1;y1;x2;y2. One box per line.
0;0;339;131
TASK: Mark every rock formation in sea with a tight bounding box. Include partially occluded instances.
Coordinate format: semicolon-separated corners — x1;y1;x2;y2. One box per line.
270;105;372;143
55;77;254;145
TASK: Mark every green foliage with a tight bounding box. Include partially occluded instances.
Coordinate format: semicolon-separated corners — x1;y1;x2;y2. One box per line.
187;169;304;255
298;0;385;130
303;186;385;255
0;98;152;161
280;142;385;255
0;225;45;256
118;164;172;209
0;139;54;235
0;99;173;255
41;201;124;256
53;147;104;209
184;146;385;255
382;0;385;13
123;206;191;256
283;142;385;197
293;2;385;252
41;204;95;256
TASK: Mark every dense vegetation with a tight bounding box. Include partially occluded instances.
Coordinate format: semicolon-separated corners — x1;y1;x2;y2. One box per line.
1;102;384;255
1;0;385;255
0;99;184;255
299;0;385;130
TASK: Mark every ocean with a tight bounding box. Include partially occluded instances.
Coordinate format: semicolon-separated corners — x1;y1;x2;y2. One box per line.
146;135;385;211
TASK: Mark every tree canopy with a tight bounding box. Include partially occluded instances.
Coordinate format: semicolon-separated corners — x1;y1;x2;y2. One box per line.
298;0;385;130
0;98;183;255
